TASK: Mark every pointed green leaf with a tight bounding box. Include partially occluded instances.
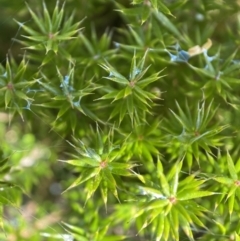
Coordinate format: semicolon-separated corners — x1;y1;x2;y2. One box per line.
227;151;238;180
226;185;237;199
98;90;119;100
63;168;100;193
52;1;62;30
100;63;128;84
137;71;163;88
56;103;70;120
124;86;132;98
79;33;95;56
177;190;215;200
191;213;207;230
85;174;102;204
228;193;235;216
172;161;182;195
154;11;181;39
129;50;137;80
112;89;126;102
59;158;100;167
163;216;170;241
26;2;46;33
146;199;168;211
103;169;117;193
5;90;12;108
156;214;164;241
176;203;193;223
170;208;179;240
43;2;52;32
101;179;108;209
157;162;170;196
110;168;132;176
157;1;175;17
212;219;226;234
126;94;134;118
213;176;233;185
15;91;31;101
95;223;110;241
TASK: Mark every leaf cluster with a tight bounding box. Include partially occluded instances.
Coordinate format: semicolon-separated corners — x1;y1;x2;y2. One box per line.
1;0;240;240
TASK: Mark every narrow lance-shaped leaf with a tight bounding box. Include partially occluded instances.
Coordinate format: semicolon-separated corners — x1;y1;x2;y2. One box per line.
170;208;179;240
226;185;237;200
58;158;100;167
5;91;12;109
129;50;137;80
227;151;238;180
101;179;108;210
228;193;235;217
85;174;102;206
138;208;162;234
163;216;170;241
26;2;46;33
177;190;215;201
156;214;164;241
103;169;120;202
100;62;128;84
52;1;62;30
175;203;193;223
43;1;52;32
157;160;170;196
213;176;233;185
96;124;104;155
172;161;182;195
62;168;100;193
154;11;182;39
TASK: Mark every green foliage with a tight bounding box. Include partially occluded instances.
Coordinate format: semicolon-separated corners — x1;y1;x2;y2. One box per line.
134;160;214;241
15;1;83;55
162;99;228;166
98;50;164;125
60;128;136;207
0;0;240;240
0;55;35;120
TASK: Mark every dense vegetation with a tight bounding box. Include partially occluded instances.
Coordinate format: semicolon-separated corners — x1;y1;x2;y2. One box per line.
1;0;240;240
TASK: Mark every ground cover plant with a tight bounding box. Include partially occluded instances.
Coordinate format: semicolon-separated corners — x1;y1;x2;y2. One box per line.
1;0;240;240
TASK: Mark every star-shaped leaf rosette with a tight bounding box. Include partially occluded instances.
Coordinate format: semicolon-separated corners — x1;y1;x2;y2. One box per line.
98;50;165;126
133;159;215;241
59;128;138;208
